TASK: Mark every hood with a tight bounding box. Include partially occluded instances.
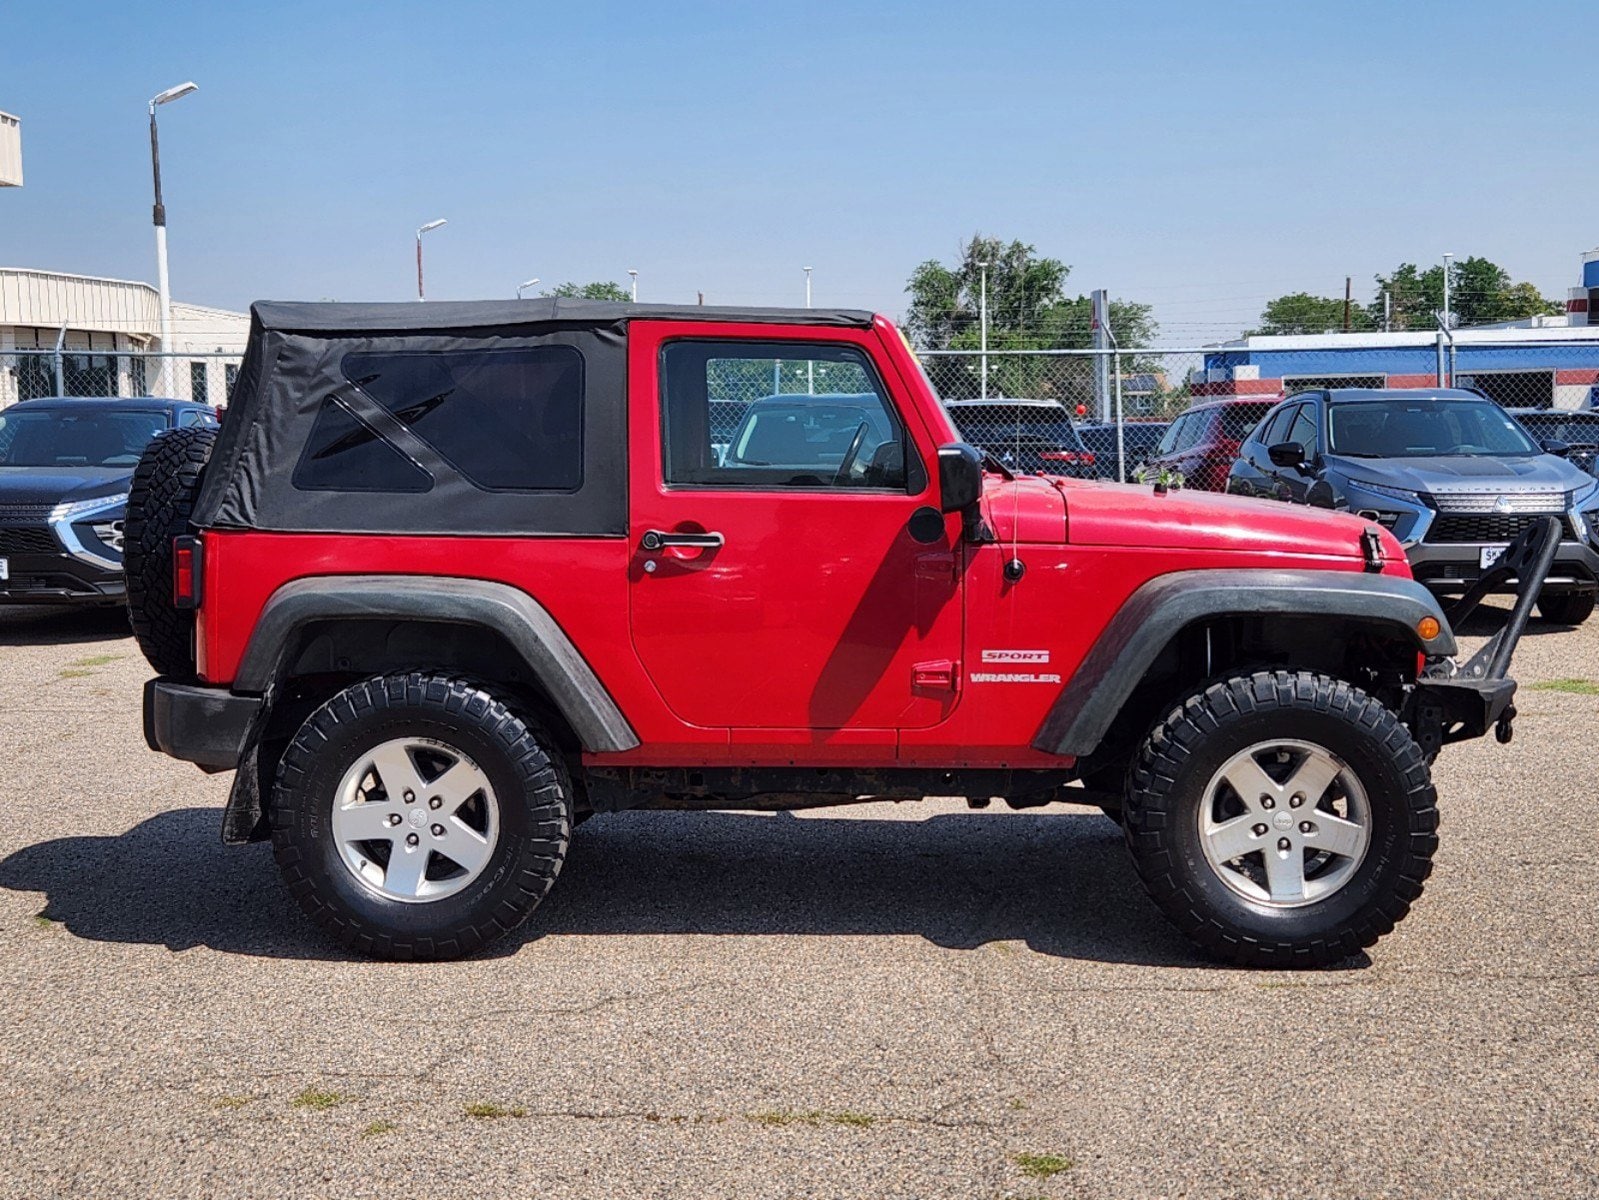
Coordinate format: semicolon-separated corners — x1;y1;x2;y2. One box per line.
1330;452;1590;496
980;475;1067;544
0;466;132;507
1059;478;1386;561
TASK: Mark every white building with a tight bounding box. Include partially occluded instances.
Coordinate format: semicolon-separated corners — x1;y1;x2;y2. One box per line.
0;267;249;408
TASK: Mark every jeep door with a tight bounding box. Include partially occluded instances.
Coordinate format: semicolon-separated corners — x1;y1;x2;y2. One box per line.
626;323;962;732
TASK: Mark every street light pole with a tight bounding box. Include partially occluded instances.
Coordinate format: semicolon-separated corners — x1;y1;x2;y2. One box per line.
516;277;540;299
978;261;990;400
148;81;198;396
416;219;447;300
1442;252;1454;329
628;269;638;302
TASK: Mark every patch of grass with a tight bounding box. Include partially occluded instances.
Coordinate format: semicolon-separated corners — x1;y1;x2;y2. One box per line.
1530;678;1599;695
464;1102;527;1119
32;913;61;930
58;668;93;679
214;1095;257;1111
1011;1153;1073;1180
748;1109;875;1128
360;1120;397;1138
70;654;123;668
291;1087;348;1111
1008;1098;1028;1111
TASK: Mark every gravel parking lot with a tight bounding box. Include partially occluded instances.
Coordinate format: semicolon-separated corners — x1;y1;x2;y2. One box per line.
0;600;1594;1199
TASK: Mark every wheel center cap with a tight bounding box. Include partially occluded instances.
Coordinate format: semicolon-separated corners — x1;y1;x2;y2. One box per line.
1272;811;1294;831
408;808;428;829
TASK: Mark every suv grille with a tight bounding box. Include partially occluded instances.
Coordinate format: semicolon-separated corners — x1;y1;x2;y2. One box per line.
1425;513;1575;543
0;527;60;555
1431;491;1566;514
0;503;53;522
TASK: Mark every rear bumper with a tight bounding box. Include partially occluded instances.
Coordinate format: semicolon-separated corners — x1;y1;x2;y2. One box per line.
143;678;261;771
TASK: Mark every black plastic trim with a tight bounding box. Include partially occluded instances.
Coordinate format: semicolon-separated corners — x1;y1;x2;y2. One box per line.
232;575;639;753
144;678;262;770
1031;568;1457;758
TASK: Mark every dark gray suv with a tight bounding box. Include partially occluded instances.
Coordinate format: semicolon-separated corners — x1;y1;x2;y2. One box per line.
1227;388;1599;625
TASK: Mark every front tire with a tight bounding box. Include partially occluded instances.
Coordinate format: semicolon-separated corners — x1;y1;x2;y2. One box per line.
1125;671;1437;968
1535;591;1594;626
269;674;571;961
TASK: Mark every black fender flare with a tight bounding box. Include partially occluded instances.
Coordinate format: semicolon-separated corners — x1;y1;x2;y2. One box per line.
233;574;639;753
1031;568;1455;758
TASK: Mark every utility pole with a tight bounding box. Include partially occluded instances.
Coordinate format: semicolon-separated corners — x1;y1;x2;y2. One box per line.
628;269;638;302
1383;289;1391;332
1442;252;1454;329
978;261;990;400
804;266;814;393
148;81;198;395
415;219;447;301
1343;276;1352;332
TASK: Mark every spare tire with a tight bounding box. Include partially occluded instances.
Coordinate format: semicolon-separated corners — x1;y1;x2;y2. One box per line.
125;426;217;679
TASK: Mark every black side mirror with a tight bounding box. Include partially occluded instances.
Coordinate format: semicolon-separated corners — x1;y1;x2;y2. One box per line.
1541;439;1571;458
938;443;984;513
1268;440;1307;469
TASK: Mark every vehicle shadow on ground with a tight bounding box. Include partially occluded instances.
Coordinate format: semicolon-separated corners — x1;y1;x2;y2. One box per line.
0;805;1225;969
0;605;131;646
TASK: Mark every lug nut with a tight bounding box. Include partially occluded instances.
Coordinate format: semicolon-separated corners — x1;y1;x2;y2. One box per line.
1252;823;1268;837
1299;821;1313;834
1277;837;1291;852
428;796;442;810
1290;793;1305;808
1261;796;1276;810
387;813;402;827
405;833;419;847
403;790;416;804
430;823;445;837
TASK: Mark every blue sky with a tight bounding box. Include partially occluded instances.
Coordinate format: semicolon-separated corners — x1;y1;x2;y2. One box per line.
4;0;1594;341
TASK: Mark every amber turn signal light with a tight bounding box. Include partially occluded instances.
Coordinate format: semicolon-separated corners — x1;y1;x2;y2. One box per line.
1416;616;1441;641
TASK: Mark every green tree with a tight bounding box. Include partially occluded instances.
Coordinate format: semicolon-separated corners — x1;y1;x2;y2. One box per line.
1367;257;1561;330
545;281;631;301
904;234;1155;401
1249;292;1374;336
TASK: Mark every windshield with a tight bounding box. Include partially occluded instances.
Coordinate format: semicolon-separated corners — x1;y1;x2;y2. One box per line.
949;404;1080;447
1328;398;1540;458
0;409;169;468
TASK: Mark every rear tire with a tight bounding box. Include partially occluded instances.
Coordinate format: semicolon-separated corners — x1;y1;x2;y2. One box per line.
1535;591;1594;626
1124;670;1437;968
269;674;571;961
124;426;217;678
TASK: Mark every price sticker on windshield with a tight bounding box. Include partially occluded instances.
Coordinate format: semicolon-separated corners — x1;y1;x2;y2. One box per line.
0;557;8;581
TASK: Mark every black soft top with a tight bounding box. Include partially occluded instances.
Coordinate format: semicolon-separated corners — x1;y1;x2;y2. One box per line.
251;299;875;335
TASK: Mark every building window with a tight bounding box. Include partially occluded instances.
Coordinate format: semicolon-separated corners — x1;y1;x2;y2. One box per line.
224;363;239;401
190;361;209;405
131;355;149;397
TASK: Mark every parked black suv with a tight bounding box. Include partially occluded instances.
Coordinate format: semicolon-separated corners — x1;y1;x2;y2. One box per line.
1509;409;1599;479
943;398;1096;477
0;396;217;605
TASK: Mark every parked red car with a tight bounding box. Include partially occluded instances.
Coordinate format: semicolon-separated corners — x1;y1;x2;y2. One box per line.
1141;397;1277;491
128;301;1541;968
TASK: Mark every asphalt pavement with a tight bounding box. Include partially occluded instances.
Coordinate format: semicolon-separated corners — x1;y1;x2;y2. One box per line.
0;600;1594;1199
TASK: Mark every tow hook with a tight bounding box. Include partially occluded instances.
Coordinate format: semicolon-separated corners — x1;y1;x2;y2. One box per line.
1495;706;1516;745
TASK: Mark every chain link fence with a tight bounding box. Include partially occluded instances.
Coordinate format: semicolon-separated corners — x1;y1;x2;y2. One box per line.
1;350;244;409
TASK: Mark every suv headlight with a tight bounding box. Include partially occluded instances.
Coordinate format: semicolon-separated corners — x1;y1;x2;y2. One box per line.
1347;479;1422;506
50;492;128;522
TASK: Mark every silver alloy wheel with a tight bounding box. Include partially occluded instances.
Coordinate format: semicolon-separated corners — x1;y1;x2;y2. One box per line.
1197;738;1371;908
330;737;499;904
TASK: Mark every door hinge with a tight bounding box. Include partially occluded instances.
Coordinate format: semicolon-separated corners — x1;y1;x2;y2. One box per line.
912;659;960;692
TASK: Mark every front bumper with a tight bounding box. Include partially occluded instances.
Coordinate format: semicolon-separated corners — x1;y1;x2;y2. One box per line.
144;678;262;771
1408;538;1599;596
0;550;124;605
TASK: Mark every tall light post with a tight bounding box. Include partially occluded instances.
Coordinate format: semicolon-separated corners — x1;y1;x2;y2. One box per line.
516;277;540;299
978;261;990;400
628;269;638;302
804;266;814;393
1442;252;1454;329
148;81;198;395
415;219;447;301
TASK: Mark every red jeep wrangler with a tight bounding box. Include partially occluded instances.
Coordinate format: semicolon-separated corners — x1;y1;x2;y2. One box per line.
128;300;1550;966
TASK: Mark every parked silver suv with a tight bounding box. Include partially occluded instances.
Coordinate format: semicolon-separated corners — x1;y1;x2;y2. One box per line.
1227;388;1599;625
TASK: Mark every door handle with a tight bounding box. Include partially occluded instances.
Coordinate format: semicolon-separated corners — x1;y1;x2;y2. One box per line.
640;529;725;552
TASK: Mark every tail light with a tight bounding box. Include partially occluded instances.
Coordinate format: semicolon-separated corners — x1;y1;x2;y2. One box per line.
173;535;202;610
